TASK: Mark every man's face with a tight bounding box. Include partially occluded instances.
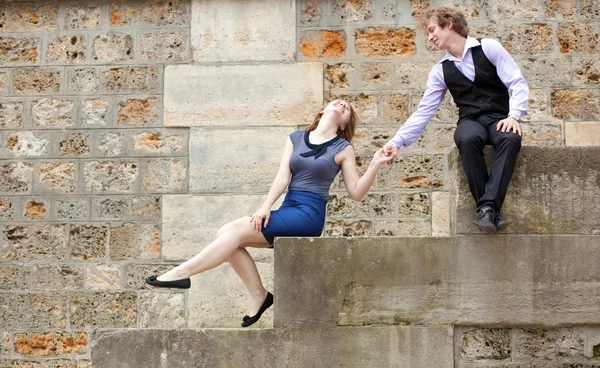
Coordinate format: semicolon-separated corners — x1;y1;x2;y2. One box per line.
426;19;453;50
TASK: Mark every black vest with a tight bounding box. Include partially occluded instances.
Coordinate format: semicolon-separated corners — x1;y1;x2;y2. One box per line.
442;41;509;123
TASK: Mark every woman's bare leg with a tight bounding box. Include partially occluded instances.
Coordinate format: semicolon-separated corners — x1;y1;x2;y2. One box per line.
228;248;268;316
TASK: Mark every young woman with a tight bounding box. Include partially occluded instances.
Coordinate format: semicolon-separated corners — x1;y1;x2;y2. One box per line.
147;99;393;327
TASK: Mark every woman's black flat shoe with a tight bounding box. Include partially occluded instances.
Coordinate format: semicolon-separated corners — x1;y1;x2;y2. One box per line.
241;292;273;327
146;275;191;289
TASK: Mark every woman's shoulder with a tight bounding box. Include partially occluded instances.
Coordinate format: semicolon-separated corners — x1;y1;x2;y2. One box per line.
289;130;305;144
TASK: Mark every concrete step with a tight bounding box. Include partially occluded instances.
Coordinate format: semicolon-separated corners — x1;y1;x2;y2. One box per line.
274;236;600;328
91;326;453;368
452;146;600;234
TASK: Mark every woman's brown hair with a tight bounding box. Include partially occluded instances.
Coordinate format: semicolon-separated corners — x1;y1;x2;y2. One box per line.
418;7;469;38
305;100;358;142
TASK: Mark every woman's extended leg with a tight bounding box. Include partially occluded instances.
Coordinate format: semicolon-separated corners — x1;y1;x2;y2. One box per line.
228;248;268;316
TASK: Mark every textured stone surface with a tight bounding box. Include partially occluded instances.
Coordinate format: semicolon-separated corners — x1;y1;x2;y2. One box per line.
0;359;91;367
325;63;355;89
551;89;600;120
0;101;24;128
352;126;393;154
324;220;372;237
330;0;374;23
13;68;60;94
566;122;600;146
68;68;99;93
98;133;125;156
139;292;186;328
69;224;109;261
573;58;600;85
132;131;185;155
557;23;598;54
0;37;38;64
1;224;66;261
357;193;396;217
397;192;430;216
375;219;429;236
14;332;87;357
520;58;571;87
432;191;450;236
0;197;16;220
85;264;121;290
109;223;160;260
38;162;76;194
460;328;511;360
109;0;189;27
32;98;74;128
92;33;134;62
131;196;160;219
0;3;59;32
581;0;600;19
377;154;445;189
545;0;575;19
432;125;456;151
70;292;136;329
526;89;553;121
327;193;357;217
142;159;187;192
521;123;563;146
381;93;409;123
486;0;540;21
0;73;7;93
6;132;49;157
354;27;416;57
299;30;347;58
394;60;436;89
0;292;66;329
59;133;90;156
47;35;86;64
502;24;554;55
83;161;138;193
0;162;32;194
299;0;322;25
361;62;393;88
24;199;47;220
64;3;103;29
103;66;160;93
0;264;83;290
515;328;585;360
117;97;159;127
124;264;178;290
164;64;322;127
55;198;89;221
80;97;108;126
92;197;129;220
141;31;188;62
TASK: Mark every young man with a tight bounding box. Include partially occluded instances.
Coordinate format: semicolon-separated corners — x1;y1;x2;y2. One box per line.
382;7;529;234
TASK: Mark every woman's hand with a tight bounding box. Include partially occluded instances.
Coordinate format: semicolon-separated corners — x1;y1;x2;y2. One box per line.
250;206;271;232
373;149;394;166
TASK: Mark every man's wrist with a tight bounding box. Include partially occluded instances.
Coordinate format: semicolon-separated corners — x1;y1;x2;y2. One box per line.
508;114;521;122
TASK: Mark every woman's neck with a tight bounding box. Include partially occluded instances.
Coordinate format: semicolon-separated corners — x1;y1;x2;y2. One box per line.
312;114;340;140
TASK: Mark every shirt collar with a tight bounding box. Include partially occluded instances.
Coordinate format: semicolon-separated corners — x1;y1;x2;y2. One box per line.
440;36;480;62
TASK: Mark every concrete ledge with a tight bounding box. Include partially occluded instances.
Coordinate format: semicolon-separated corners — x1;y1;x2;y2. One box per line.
91;326;453;368
274;236;600;328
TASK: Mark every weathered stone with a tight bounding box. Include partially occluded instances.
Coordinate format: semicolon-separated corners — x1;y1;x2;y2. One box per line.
0;197;16;220
0;101;24;128
355;27;416;57
80;97;108;126
331;0;374;23
325;63;355;89
103;66;160;93
460;328;511;360
327;193;357;218
0;37;38;64
381;93;409;124
375;219;429;236
1;332;8;354
573;58;600;85
299;0;322;25
142;159;186;193
352;126;393;155
378;155;445;189
581;0;600;19
6;132;49;157
131;196;160;219
13;68;60;94
139;292;186;328
1;224;67;261
59;133;90;156
398;192;430;216
0;72;7;92
0;359;91;367
0;3;58;32
141;31;188;62
299;30;347;58
46;35;86;64
32;98;74;128
325;220;372;237
83;161;138;193
93;198;129;220
394;60;436;89
361;62;393;88
0;264;83;290
0;292;66;329
469;24;499;39
521;123;562;146
64;3;103;29
109;0;189;27
432;191;450;236
85;264;121;290
520;58;571;88
24;199;47;220
526;89;553;121
502;24;554;55
486;0;540;21
545;0;575;19
0;162;32;194
69;224;109;261
433;125;456;151
70;292;136;328
132;131;184;154
68;68;99;93
557;23;598;54
565;122;600;146
124;264;179;290
14;332;87;357
329;93;378;124
98;133;125;156
38;162;76;194
515;328;585;360
551;89;600;120
109;223;160;260
55;198;89;221
92;33;134;62
381;0;405;22
357;193;396;217
117;97;159;127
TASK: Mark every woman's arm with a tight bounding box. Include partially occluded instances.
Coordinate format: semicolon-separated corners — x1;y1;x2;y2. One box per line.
250;137;294;232
338;146;393;201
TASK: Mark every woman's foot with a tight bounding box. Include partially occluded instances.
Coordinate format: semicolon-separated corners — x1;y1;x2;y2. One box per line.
241;292;273;328
145;275;191;289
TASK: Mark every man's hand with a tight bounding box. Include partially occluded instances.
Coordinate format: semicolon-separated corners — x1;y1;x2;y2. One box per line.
380;142;398;165
497;117;522;136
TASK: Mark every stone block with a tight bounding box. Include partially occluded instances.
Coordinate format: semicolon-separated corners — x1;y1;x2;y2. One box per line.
138;292;186;328
141;159;187;193
102;66;160;93
394;60;436;89
14;332;87;357
0;264;83;291
68;68;99;93
85;264;121;291
432;124;456;151
109;223;160;260
515;328;585;360
0;72;7;93
520;58;571;88
91;197;130;220
64;3;103;29
459;328;511;360
131;130;186;155
545;0;575;19
329;0;374;23
53;197;90;221
299;30;347;58
469;24;499;39
325;63;356;90
0;359;91;367
82;161;139;193
70;292;137;329
327;193;357;218
97;132;125;156
0;292;66;329
397;191;430;216
573;58;600;85
164;63;322;127
5;132;50;157
352;125;392;154
13;68;60;94
2;224;66;261
124;264;178;290
80;97;109;127
375;219;429;236
0;332;8;354
0;3;58;32
324;220;373;237
557;23;598;54
189;127;292;192
35;161;76;195
92;33;134;63
116;97;159;127
141;31;188;62
551;89;600;120
58;132;91;157
357;192;396;217
527;89;554;122
381;93;409;124
24;199;48;221
46;35;86;64
581;0;600;19
298;0;322;25
0;197;17;221
192;0;294;62
521;122;563;146
0;37;39;65
377;154;445;189
0;162;32;194
109;0;189;27
0;101;24;129
69;224;109;261
354;27;416;57
565;122;600;146
361;62;393;88
486;0;540;21
329;93;378;123
32;98;75;129
502;24;554;55
432;191;450;236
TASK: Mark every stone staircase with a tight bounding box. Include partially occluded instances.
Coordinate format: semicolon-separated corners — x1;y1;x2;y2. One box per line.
91;146;600;367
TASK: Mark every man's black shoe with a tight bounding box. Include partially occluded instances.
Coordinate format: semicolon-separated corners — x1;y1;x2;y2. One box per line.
495;213;509;231
475;205;497;234
146;275;191;289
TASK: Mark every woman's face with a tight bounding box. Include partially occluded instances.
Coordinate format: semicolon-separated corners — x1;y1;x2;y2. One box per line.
324;99;351;126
